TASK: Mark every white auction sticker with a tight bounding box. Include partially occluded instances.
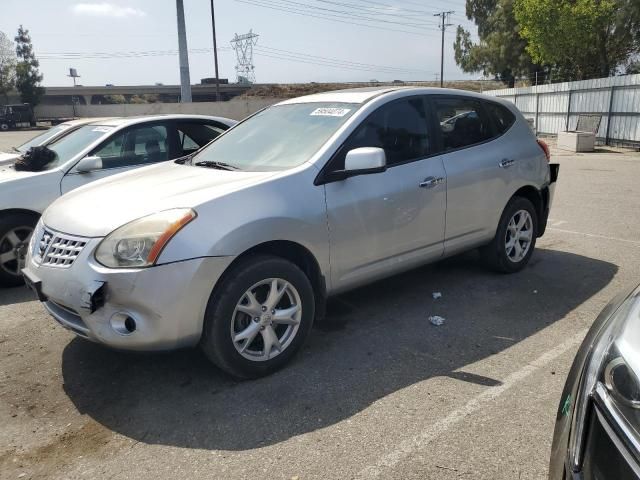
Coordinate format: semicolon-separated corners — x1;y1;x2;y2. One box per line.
92;126;114;132
310;107;351;117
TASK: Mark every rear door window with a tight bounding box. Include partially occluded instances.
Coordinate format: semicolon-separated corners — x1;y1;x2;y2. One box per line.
485;101;516;134
433;97;493;151
176;122;226;155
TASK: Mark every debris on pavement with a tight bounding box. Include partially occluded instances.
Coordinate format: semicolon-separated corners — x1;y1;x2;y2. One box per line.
432;292;442;299
429;315;445;326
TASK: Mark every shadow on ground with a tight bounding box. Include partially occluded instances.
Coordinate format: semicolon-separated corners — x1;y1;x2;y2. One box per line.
61;248;616;450
0;285;37;307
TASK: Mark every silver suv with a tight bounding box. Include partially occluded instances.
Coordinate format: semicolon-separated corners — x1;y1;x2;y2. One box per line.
23;87;559;378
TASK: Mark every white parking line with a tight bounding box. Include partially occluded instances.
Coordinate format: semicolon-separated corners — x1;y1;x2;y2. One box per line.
548;227;640;246
356;330;587;479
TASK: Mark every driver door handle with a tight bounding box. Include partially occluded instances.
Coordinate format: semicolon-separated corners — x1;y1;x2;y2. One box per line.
419;176;444;189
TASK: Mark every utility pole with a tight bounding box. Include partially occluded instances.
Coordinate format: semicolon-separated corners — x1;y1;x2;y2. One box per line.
434;11;454;88
176;0;192;102
210;0;221;102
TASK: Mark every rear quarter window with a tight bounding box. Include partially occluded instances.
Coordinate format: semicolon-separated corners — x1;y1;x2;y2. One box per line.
485;101;516;134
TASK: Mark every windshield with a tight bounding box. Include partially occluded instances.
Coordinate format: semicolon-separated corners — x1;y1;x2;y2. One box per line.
190;102;359;171
41;125;114;170
16;125;73;153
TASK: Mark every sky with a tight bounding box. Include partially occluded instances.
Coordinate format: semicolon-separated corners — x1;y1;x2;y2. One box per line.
0;0;479;86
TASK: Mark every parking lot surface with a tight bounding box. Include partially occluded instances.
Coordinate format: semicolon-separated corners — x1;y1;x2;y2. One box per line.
1;130;639;479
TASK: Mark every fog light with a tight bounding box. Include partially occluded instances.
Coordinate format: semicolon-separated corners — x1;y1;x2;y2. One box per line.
110;312;137;335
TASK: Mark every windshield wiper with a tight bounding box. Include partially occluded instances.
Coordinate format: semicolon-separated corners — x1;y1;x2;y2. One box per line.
11;146;22;154
193;160;240;171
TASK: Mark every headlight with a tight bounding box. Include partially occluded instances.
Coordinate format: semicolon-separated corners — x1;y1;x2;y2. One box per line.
95;208;196;268
569;286;640;469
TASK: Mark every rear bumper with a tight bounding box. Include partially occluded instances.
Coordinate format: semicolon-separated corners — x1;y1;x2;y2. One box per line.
538;163;559;237
23;235;234;351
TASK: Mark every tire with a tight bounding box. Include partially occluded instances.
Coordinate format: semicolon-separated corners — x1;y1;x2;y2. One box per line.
481;196;538;273
0;123;9;132
0;213;38;288
200;254;315;379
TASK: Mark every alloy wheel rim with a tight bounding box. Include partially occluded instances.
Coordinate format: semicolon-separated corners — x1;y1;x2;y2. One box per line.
230;278;302;362
504;210;533;263
0;226;33;275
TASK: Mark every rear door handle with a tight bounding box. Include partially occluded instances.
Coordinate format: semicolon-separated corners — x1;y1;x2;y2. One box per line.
499;159;515;168
419;176;444;189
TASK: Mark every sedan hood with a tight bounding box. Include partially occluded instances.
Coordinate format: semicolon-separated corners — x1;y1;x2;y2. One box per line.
0;164;39;182
0;152;20;166
43;162;276;236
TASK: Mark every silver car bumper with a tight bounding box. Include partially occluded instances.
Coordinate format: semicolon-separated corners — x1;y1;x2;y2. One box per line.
23;233;234;351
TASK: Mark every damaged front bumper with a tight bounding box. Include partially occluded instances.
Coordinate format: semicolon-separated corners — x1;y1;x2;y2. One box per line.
23;231;234;351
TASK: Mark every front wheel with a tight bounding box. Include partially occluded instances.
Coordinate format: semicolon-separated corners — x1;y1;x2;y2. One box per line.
200;255;315;379
481;196;538;273
0;123;9;132
0;213;38;287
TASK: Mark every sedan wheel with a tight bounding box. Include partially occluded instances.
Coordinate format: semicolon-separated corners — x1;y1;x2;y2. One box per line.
231;278;302;361
0;220;35;287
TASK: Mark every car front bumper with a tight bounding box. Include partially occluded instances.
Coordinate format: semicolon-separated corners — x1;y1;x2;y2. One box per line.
23;234;234;351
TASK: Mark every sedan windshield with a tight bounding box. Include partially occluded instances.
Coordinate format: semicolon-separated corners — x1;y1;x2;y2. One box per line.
190;102;359;171
16;124;72;153
40;125;114;170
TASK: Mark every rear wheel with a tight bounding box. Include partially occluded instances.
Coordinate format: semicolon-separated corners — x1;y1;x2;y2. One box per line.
481;197;538;273
0;213;38;287
200;255;315;379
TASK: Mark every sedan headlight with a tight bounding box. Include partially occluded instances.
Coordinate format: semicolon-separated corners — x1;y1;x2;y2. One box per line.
95;209;196;268
569;286;640;469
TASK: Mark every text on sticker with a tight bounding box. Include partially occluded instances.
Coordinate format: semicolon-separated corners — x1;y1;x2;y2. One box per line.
92;127;114;132
310;108;352;117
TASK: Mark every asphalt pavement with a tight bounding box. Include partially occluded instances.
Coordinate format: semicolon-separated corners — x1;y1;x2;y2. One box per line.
1;129;639;479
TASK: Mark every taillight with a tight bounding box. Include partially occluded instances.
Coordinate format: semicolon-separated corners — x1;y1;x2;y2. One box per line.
537;139;551;162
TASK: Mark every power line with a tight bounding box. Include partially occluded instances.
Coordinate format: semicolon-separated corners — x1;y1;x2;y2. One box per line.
256;45;430;73
233;0;442;37
310;0;440;25
38;45;431;76
265;0;438;27
327;0;441;17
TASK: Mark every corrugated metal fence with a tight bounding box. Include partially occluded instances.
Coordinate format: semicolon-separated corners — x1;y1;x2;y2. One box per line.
484;74;640;147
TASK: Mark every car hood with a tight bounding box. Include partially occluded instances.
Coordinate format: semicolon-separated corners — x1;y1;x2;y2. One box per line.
0;164;41;182
0;152;20;166
43;162;277;237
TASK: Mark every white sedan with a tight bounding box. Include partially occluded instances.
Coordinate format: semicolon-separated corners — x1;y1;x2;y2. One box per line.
0;118;113;166
0;114;236;287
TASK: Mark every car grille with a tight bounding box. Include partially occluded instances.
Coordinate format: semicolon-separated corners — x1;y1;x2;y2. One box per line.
37;228;87;268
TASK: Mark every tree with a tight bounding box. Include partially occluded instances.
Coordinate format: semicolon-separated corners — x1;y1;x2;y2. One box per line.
102;94;127;104
515;0;640;80
454;0;538;87
0;31;16;104
14;25;44;106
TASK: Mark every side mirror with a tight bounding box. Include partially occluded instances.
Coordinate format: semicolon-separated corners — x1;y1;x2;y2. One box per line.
344;147;386;174
316;147;387;185
75;156;103;173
